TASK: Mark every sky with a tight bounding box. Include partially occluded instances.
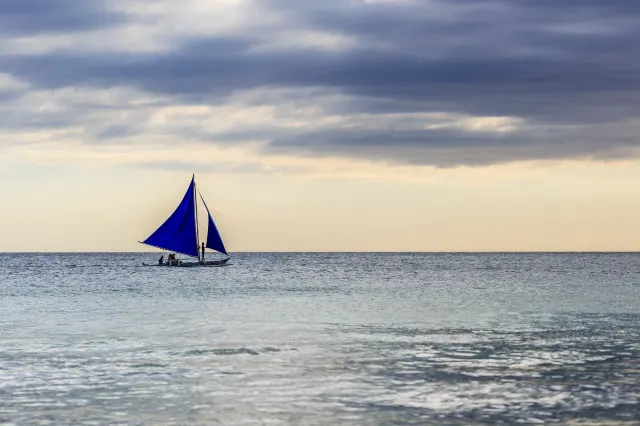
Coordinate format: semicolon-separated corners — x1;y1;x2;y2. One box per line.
2;0;640;252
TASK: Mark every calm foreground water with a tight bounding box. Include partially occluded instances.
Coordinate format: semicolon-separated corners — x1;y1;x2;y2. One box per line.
0;253;639;425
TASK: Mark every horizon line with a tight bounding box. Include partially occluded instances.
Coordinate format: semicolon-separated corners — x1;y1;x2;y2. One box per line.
1;251;639;254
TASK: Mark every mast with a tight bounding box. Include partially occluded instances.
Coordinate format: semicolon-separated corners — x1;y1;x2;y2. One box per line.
193;174;200;261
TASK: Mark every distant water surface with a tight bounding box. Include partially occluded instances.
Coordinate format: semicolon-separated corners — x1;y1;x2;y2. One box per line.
0;253;639;425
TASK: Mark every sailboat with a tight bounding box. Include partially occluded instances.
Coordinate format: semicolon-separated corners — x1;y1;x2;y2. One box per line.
140;175;231;267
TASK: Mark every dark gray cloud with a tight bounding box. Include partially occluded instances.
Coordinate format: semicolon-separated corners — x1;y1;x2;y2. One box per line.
6;40;639;124
265;123;640;167
2;0;640;166
0;0;125;35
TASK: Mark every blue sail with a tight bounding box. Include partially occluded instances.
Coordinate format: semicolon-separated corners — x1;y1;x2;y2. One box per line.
142;176;199;257
199;193;228;256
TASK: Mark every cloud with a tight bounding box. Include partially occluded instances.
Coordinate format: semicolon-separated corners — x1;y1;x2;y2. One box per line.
266;121;640;167
133;160;304;175
1;0;640;167
0;0;125;36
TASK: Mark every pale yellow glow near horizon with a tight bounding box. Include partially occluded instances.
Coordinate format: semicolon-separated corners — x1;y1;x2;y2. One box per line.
2;152;640;252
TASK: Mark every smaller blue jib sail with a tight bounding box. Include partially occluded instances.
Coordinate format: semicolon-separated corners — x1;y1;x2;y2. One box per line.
199;193;228;256
141;176;199;257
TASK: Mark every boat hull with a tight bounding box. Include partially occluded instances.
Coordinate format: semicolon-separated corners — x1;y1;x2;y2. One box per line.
143;258;231;267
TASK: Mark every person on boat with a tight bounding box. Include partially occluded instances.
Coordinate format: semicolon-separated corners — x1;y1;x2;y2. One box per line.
196;244;200;261
158;255;164;265
201;242;205;262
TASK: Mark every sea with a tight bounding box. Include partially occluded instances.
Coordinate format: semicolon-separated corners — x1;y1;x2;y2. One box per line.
0;252;639;425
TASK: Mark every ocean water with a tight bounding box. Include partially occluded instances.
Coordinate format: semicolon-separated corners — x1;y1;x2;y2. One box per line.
0;253;639;425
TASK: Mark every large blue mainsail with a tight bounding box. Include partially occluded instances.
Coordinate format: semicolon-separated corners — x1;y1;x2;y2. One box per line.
142;176;199;257
199;193;228;256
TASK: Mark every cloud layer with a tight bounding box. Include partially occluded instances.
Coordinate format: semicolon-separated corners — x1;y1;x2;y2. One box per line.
2;0;640;167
